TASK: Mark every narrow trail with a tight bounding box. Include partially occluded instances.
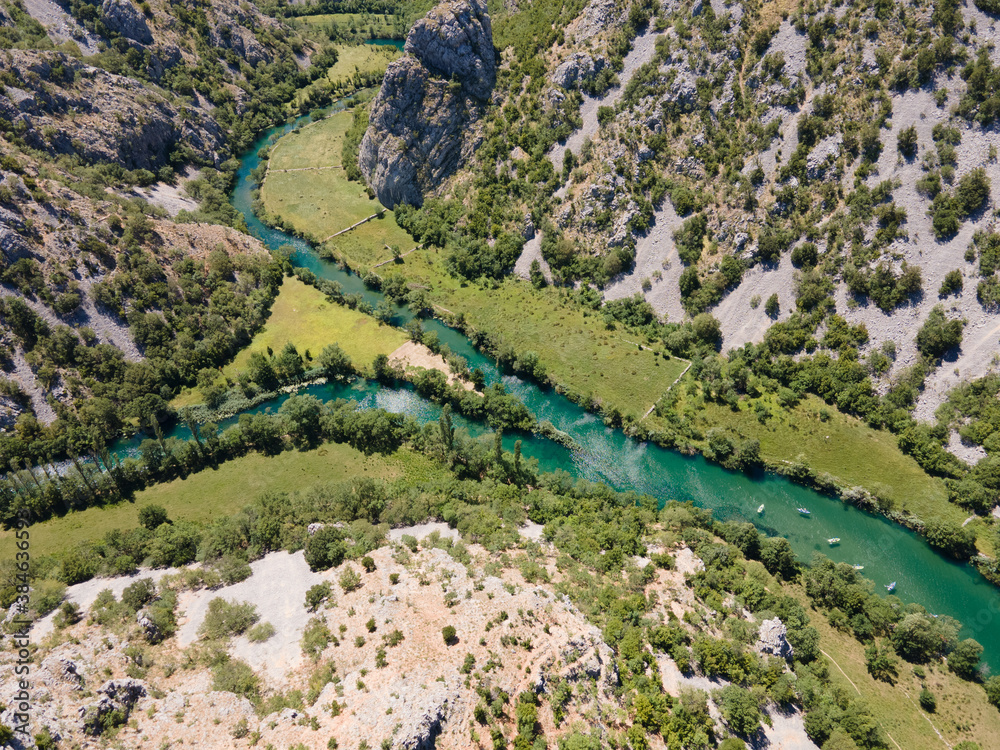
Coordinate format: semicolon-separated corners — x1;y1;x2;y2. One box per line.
641;361;692;420
322;212;383;242
819;649;905;750
372;244;422;268
269;165;343;173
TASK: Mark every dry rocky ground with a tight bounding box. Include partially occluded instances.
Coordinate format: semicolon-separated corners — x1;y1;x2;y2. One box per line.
3;527;816;749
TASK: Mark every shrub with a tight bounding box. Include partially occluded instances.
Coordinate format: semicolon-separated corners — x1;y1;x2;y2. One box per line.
442;625;457;645
955;168;990;215
919;687;937;712
212;658;260;701
916;305;963;359
339;566;362;593
898;125;918;158
248;622;276;642
199;599;260;640
939;269;963;296
138;504;169;530
121;578;157;613
302;617;332;661
764;293;779;317
305;582;333;612
361;556;376;572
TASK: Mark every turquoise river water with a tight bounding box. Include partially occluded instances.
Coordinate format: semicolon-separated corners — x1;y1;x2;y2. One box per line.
131;102;1000;666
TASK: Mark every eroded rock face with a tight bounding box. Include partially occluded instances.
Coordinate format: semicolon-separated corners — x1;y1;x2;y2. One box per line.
80;678;147;734
100;0;153;44
359;0;495;208
551;52;606;89
757;617;794;659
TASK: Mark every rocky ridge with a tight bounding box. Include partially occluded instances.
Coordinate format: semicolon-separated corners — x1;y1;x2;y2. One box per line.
359;0;496;208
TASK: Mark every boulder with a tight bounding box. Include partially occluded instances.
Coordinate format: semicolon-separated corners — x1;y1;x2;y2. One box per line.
80;678;147;734
756;617;793;659
100;0;153;45
551;53;605;89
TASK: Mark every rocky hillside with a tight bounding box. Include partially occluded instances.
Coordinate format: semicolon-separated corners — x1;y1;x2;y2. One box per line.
519;0;1000;420
359;0;496;207
0;530;822;750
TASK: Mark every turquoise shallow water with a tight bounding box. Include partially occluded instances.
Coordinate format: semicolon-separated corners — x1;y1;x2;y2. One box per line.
133;102;1000;666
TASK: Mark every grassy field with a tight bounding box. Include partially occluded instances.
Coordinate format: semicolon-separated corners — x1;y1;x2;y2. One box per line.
687;392;964;526
260;105;966;529
294;43;401;107
0;445;438;559
268;116;349;170
224;276;407;378
262;110;413;254
173;277;407;406
780;577;1000;750
293;13;403;41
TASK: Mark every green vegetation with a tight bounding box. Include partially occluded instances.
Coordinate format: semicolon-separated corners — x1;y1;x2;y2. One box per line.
0;442;427;559
221;276;407;380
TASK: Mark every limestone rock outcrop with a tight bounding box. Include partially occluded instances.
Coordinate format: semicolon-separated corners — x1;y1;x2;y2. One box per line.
100;0;153;44
756;617;794;659
80;678;147;734
359;0;495;208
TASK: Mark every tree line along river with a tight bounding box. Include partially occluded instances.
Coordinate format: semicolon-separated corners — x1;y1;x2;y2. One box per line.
117;99;1000;668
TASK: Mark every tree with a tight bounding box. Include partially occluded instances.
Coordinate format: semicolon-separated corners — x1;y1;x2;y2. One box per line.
897;125;918;158
304;527;346;571
279;394;323;449
925;519;977;559
718;686;761;736
956;167;990;216
318;344;353;381
865;643;898;683
764;293;779;317
919;687;937;712
442;625;457;644
947;638;983;679
985;675;1000;708
692;313;722;345
916;305;964;359
138;504;169;531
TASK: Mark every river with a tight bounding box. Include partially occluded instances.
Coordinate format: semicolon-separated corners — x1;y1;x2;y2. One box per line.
146;100;1000;665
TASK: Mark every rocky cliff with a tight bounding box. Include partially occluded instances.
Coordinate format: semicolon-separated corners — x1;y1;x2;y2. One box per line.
358;0;495;208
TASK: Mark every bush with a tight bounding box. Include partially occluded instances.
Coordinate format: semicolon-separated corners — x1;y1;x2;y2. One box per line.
919;687;937;712
306;582;333;612
939;269;963;296
956;168;990;215
361;556;376;572
338;566;362;593
302;616;332;661
121;578;157;613
898;125;918;158
442;625;457;644
916;305;963;359
138;504;169;530
764;293;779;317
199;599;260;640
248;622;276;642
212;658;260;701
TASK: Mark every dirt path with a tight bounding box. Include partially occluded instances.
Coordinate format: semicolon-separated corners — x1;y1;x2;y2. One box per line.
548;27;663;171
388;340;473;389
